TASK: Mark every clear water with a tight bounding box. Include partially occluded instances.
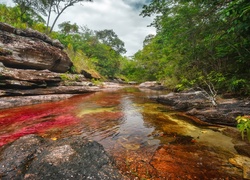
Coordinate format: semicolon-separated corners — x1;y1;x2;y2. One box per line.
0;87;243;179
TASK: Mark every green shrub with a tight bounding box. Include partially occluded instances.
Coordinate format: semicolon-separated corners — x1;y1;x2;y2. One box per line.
236;115;250;141
229;77;249;94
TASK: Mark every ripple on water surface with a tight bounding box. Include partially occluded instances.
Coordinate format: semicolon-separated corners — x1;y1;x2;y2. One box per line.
0;88;245;179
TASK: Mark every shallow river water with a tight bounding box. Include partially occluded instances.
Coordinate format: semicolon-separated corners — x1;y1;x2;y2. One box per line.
0;87;244;179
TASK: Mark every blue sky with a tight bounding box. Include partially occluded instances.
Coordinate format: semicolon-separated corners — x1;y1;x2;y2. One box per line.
0;0;155;56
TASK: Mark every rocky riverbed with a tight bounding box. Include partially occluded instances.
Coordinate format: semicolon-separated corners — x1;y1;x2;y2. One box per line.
0;23;125;179
149;89;250;126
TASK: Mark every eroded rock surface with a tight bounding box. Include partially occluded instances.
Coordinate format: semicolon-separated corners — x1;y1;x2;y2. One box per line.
0;23;100;109
0;94;75;109
151;91;250;126
0;23;71;72
0;135;124;180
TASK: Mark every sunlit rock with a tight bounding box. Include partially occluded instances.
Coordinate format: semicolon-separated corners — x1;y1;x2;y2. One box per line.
229;155;250;179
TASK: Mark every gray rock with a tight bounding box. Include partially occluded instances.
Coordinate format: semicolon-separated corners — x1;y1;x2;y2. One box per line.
0;135;124;180
0;23;72;73
0;94;75;109
0;135;43;179
150;91;250;126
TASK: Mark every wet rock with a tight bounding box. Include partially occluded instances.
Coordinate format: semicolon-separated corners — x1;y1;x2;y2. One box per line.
0;22;71;72
101;82;124;90
187;100;250;126
2;86;99;96
151;91;211;111
0;134;43;179
0;135;124;180
0;94;75;109
234;144;250;157
128;81;137;85
151;91;250;126
229;155;250;179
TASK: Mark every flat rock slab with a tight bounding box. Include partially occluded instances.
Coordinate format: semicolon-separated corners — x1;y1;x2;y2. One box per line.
0;94;76;109
0;135;124;180
151;91;250;126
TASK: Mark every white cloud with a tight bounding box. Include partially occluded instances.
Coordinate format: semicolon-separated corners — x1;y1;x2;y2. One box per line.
0;0;13;6
1;0;155;56
52;0;155;56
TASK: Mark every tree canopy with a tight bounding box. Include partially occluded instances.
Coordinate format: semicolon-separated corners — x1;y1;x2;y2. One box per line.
13;0;93;33
95;29;127;54
127;0;250;94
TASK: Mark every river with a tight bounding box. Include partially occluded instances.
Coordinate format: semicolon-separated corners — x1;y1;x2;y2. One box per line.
0;87;243;179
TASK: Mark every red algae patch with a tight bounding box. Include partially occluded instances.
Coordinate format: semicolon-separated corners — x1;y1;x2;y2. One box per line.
0;95;84;146
150;144;242;179
0;88;246;179
110;143;243;180
0;113;79;146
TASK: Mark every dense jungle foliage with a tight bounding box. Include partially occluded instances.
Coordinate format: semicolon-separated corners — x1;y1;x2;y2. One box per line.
129;0;250;95
1;0;250;95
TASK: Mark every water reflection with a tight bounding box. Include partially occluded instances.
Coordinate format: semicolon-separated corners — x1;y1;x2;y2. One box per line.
103;95;157;153
0;87;243;179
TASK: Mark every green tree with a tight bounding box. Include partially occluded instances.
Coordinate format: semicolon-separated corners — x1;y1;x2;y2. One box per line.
0;4;44;28
136;0;250;94
53;26;126;78
13;0;93;33
95;29;127;54
58;21;79;35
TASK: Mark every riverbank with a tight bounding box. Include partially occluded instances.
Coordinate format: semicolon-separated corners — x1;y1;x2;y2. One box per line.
0;82;126;110
149;90;250;126
148;89;250;162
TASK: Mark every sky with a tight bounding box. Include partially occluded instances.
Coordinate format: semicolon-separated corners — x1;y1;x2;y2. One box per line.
0;0;156;56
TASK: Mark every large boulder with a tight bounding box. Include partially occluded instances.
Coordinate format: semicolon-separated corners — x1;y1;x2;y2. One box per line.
0;135;124;180
0;22;72;73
